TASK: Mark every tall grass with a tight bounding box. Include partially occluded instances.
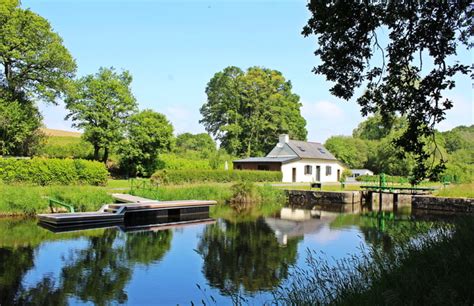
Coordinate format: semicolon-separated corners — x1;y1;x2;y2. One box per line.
273;218;474;305
130;183;286;219
434;183;474;198
0;184;112;216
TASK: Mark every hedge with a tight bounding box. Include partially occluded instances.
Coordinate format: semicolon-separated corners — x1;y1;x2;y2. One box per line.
356;174;410;184
0;158;108;186
151;169;282;184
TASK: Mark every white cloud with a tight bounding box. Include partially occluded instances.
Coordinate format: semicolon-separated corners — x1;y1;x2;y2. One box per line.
308;225;341;244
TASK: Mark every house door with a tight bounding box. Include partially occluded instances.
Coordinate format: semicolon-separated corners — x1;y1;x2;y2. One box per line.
292;168;296;182
337;169;341;181
316;166;321;182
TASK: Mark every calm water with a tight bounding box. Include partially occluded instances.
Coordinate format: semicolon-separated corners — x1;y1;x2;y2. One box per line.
0;206;432;305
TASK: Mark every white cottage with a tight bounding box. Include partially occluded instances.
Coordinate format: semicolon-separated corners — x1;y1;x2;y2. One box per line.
233;134;345;183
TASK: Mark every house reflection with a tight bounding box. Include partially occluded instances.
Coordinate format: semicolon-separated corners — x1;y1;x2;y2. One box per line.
265;207;338;245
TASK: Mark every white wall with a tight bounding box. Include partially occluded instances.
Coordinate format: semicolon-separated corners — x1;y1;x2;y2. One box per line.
281;159;345;183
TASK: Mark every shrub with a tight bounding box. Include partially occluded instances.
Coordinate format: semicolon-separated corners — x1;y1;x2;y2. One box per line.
230;181;257;203
0;157;108;186
151;169;282;185
356;174;410;184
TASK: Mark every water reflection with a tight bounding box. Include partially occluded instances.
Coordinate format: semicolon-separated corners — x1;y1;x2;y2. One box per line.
196;218;300;294
265;207;337;245
0;206;447;305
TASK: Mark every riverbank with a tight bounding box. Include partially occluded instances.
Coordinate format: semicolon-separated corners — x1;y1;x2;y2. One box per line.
275;216;474;305
0;181;286;217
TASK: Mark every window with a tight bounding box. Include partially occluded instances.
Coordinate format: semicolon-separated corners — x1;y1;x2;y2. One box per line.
258;165;270;171
326;166;332;176
298;146;306;152
318;148;326;154
304;165;312;175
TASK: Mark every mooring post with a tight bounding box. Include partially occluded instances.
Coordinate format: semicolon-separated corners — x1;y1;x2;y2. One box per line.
393;193;399;212
378;174;383;212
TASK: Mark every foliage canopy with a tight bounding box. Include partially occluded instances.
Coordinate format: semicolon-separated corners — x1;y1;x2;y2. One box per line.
200;66;307;157
119;109;174;177
65;67;137;162
303;1;472;182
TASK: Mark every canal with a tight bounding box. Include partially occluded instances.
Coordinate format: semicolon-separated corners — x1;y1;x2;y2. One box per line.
0;205;446;305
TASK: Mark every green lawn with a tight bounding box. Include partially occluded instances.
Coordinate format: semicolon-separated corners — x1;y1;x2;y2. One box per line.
434;183;474;198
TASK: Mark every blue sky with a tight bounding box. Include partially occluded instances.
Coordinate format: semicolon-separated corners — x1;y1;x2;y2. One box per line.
24;0;473;142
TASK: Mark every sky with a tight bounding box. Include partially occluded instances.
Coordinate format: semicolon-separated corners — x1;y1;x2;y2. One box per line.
23;0;473;142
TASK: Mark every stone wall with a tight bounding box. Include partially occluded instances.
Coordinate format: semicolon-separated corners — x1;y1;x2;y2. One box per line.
412;196;473;213
286;190;362;212
286;190;473;214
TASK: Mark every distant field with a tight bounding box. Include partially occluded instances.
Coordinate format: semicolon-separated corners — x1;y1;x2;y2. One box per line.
41;128;81;137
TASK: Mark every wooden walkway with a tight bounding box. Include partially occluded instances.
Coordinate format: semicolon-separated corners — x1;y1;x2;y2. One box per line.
38;193;216;226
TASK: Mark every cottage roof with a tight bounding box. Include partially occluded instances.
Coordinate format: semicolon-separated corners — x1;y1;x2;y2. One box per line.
284;140;337;160
233;156;299;164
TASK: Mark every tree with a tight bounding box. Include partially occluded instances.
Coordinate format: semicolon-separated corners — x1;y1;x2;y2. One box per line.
0;0;76;155
65;67;137;162
324;136;368;169
197;219;299;295
303;1;472;182
0;98;44;156
200;66;307;157
119;110;174;177
352;114;407;141
175;132;216;157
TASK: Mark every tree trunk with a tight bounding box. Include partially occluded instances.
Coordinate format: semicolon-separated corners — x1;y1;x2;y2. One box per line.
102;146;109;164
93;145;100;161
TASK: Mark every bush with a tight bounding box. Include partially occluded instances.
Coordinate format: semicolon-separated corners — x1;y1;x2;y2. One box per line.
356;174;410;184
0;157;108;186
37;136;93;159
151;169;282;185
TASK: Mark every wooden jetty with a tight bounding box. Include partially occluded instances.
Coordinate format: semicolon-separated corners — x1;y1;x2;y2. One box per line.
38;193;216;226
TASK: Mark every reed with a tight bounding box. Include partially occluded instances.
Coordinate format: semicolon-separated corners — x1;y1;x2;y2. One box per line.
273;218;474;305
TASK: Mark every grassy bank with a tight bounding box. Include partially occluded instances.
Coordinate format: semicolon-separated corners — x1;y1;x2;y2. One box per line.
130;182;285;205
434;183;474;198
274;217;474;305
0;180;285;216
0;184;112;216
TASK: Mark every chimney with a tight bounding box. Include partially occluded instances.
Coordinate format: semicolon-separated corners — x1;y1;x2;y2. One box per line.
279;134;289;145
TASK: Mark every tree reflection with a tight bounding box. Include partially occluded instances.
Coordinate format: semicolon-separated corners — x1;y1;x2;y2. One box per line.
197;218;300;295
0;227;172;306
0;246;34;305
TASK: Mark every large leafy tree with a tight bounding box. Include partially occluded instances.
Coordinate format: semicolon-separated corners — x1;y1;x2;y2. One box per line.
303;1;472;182
175;132;216;155
119;109;174;177
0;0;76;103
324;136;368;169
200;66;307;157
65;67;137;162
0;98;44;156
0;0;76;156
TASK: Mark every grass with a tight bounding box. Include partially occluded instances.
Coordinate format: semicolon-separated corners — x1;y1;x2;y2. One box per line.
41;128;81;137
274;217;474;305
0;184;112;216
434;183;474;198
276;184;362;192
130;182;286;219
0;217;105;248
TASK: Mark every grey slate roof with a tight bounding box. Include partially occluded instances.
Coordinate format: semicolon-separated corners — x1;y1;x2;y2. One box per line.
233;156;299;164
286;140;337;160
233;138;338;164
